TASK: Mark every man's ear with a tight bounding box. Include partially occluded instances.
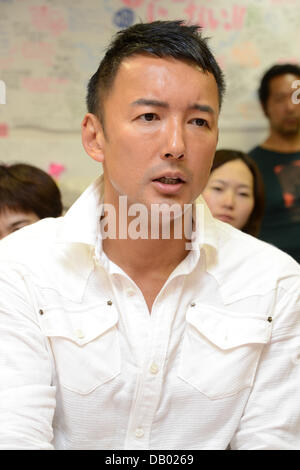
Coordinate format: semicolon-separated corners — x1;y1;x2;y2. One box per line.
261;102;269;118
81;113;105;163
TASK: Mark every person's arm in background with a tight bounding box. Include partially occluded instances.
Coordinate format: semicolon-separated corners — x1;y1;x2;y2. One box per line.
231;279;300;450
0;264;56;450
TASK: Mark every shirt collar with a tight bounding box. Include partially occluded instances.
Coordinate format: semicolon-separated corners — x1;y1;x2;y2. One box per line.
57;175;104;246
192;195;219;253
57;175;219;258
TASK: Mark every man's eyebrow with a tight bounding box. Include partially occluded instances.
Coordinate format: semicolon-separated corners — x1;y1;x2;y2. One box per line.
131;99;215;114
190;104;215;114
131;98;169;108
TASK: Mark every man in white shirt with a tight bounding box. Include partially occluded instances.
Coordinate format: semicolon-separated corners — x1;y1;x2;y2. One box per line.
0;20;300;450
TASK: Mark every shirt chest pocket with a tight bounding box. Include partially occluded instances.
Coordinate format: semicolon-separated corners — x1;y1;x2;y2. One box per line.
178;304;272;400
39;303;120;395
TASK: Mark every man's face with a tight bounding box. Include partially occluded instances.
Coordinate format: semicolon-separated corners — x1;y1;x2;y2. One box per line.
265;74;300;137
97;55;219;211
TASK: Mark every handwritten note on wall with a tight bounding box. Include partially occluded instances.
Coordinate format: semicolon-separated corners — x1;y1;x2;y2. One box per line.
0;0;299;132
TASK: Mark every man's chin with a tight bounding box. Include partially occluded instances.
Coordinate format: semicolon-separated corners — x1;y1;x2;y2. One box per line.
279;124;300;137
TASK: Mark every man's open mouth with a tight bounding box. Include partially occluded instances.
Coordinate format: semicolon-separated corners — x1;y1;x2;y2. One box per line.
153;177;184;185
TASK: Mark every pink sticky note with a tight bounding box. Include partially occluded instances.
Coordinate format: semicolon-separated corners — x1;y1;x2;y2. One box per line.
48;162;66;179
0;123;9;137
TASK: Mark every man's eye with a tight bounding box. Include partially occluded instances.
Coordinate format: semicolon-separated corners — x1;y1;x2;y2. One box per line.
191;118;208;127
140;113;157;121
10;226;22;234
274;96;286;104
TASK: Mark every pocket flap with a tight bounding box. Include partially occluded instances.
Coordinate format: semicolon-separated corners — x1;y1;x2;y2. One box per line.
39;301;118;345
186;304;272;350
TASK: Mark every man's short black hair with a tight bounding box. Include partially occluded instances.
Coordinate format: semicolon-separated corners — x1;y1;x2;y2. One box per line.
86;20;225;124
258;63;300;111
0;164;63;218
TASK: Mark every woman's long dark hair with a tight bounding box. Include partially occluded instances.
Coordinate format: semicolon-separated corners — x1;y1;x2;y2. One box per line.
210;149;265;237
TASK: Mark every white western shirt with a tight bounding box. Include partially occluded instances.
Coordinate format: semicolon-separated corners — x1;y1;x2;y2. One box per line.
0;176;300;450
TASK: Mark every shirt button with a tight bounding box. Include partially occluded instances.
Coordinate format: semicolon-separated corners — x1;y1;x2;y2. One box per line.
150;363;159;374
126;288;136;297
135;428;144;438
75;329;85;339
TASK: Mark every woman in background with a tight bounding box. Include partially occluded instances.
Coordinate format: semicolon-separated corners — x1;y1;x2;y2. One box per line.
201;149;265;237
0;163;63;239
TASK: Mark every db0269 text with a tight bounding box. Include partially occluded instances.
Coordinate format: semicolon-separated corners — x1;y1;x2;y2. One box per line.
148;454;194;465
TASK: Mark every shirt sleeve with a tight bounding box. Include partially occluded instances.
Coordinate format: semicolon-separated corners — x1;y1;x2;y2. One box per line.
230;285;300;450
0;264;56;450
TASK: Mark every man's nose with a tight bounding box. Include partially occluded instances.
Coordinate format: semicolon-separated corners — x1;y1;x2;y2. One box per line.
160;120;185;161
286;95;297;112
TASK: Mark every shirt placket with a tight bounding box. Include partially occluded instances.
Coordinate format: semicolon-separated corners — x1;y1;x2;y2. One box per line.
123;286;180;450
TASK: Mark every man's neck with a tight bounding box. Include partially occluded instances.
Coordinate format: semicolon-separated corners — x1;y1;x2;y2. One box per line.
102;236;190;313
100;189;196;311
102;236;189;279
100;192;194;278
262;130;300;153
